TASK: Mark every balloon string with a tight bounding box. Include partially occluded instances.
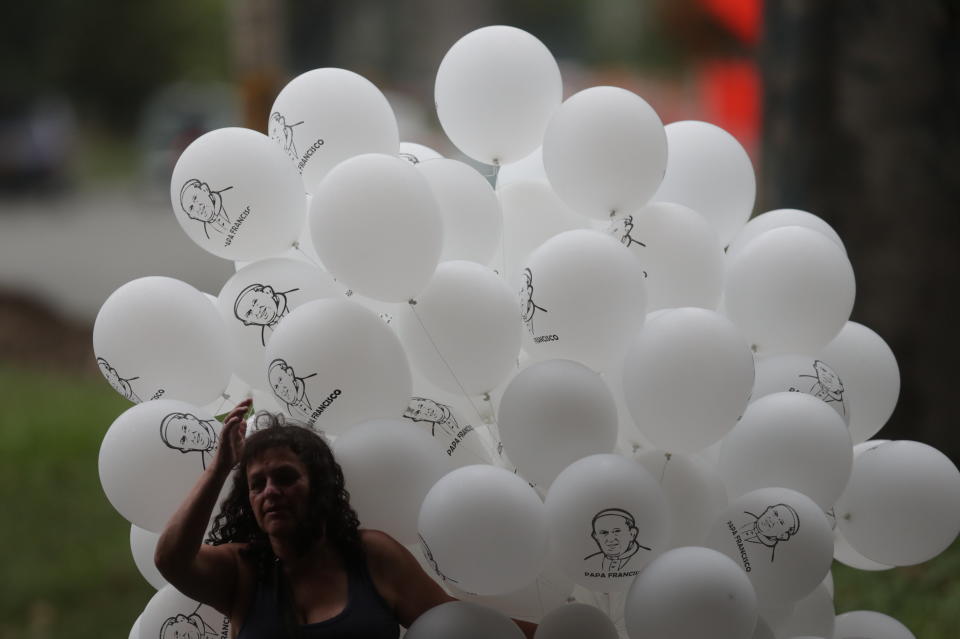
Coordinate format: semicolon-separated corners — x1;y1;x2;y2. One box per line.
406;301;490;430
291;241;322;268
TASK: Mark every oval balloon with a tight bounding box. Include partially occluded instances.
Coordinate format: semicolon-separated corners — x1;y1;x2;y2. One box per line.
170;127;306;260
435;26;562;165
405;600;526;639
650;120;755;248
543;86;667;219
263;298;412;434
726;208;844;260
270;68;399;193
752;354;850;424
310;153;442;302
94;276;232;407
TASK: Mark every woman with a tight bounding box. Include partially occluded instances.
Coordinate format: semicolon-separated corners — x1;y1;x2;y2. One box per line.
155;399;537;638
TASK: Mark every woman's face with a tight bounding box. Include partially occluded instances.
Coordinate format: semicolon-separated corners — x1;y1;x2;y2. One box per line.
246;446;311;537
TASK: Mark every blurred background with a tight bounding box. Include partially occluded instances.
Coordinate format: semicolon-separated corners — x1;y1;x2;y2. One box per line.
1;0;957;637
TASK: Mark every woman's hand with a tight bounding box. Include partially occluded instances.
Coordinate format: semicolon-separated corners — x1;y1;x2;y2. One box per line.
212;398;252;475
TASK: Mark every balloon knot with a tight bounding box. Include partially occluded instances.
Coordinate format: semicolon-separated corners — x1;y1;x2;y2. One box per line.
408;299;417;306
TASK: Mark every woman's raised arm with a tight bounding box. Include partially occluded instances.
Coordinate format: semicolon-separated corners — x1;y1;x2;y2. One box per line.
154;398;252;615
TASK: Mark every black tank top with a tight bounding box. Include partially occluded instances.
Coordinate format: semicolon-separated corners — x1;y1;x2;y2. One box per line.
236;557;400;639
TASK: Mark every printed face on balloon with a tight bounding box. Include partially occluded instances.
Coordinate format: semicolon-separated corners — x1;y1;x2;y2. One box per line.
160;412;218;469
97;357;142;403
736;503;800;562
583;508;650;577
233;283;299;346
178;178;233;239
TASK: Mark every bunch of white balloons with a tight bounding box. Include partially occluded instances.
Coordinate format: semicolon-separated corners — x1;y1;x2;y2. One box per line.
96;25;955;639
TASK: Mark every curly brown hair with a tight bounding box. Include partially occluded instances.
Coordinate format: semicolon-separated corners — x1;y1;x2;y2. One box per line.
206;412;362;571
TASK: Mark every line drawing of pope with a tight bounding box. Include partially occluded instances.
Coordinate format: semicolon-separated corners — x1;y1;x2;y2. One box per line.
158;603;220;639
233;283;300;346
583;508;650;573
267;358;316;421
160;412;219;470
97;357;142;403
179;178;233;239
402;397;458;437
520;267;548;335
798;359;846;415
268;111;304;163
740;503;800;562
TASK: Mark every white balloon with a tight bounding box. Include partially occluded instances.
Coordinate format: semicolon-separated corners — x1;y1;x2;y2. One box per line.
833;526;893;571
753;354;850;424
636;450;729;549
496;146;548;191
624;546;758;639
128;615;141;639
216;258;340;387
263;298;412;433
138;584;230;639
398;261;521;395
333;418;453;545
718;392;853;510
544;454;670;592
419;465;548;595
310;153;442;302
497;180;589;285
704;487;834;605
774;584;835;639
535;603;618;639
405;600;526;639
399;141;443;165
606;202;725;311
520;229;647;371
270;68;399;192
543;86;667;219
94;276;232;406
401;394;494;468
170;127;305;260
834;440;960;566
130;525;166;590
817;321;900;444
834;610;916;639
650;120;755;247
724;226;856;355
99;400;221;532
435;26;562;165
499;359;619;488
417;159;502;265
623;307;754;453
727;208;844;260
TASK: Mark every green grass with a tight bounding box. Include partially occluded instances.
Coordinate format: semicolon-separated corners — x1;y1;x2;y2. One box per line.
0;364;956;638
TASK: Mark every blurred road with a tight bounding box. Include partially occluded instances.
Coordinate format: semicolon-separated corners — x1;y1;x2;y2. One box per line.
0;186;236;323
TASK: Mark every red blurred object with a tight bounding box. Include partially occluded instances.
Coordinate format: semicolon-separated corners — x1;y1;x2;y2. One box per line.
698;58;760;155
697;0;761;44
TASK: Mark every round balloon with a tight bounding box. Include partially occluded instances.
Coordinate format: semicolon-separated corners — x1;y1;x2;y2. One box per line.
622;307;754;453
333;418;453;545
726;208;844;260
624;546;758;639
130;525;167;590
497;179;588;285
498;359;619;488
718;392;853;510
520;229;647;371
416;159;502;265
397;261;521;395
270;68;399;192
94;276;232;407
435;26;562;165
138;584;230;639
817;321;900;444
542;86;667;219
310;153;442;302
170;127;306;260
544;454;670;592
263;298;412;433
606;202;724;311
99;400;222;532
703;487;834;605
449;564;574;625
834;610;916;639
724;226;856;355
535;603;618;639
650;120;755;247
834;440;960;566
405;601;526;639
418;465;548;596
216;258;340;387
635;450;729;549
752;354;850;424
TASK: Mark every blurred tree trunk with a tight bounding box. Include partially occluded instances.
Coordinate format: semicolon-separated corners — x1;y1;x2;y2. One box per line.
760;1;960;458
